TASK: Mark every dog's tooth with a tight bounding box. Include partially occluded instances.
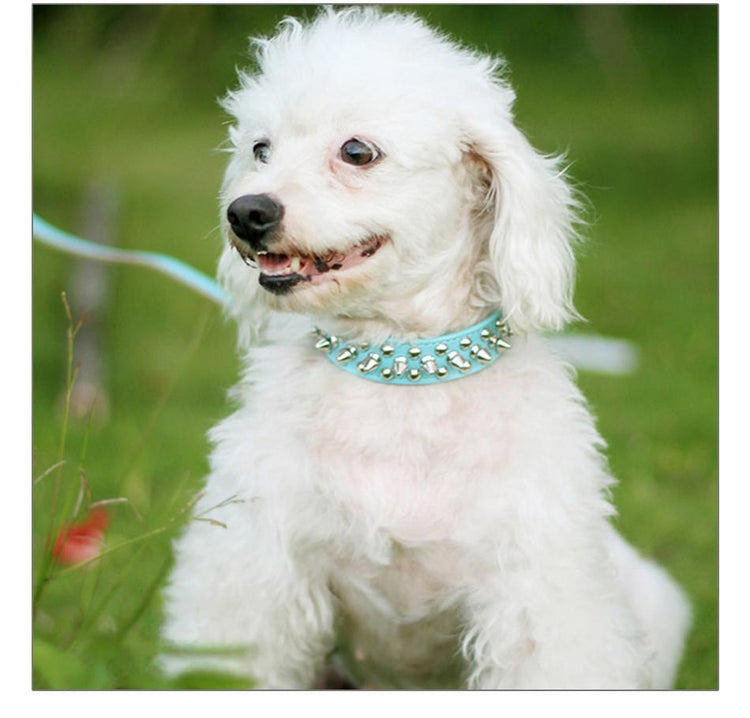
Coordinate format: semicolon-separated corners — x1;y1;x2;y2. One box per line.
290;256;301;272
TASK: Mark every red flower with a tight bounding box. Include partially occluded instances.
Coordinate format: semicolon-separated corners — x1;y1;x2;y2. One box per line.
52;507;110;565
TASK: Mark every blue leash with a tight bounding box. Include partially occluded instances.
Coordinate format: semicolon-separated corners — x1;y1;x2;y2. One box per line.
32;214;229;307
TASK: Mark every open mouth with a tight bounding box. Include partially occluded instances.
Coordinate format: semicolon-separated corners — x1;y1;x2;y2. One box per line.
236;234;387;295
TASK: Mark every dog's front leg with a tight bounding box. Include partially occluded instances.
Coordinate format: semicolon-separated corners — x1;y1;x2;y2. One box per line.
161;506;335;689
460;550;649;689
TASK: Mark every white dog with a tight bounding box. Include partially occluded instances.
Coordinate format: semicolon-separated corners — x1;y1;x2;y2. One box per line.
162;8;690;689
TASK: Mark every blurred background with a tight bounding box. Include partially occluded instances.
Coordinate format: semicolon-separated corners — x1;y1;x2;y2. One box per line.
32;5;717;689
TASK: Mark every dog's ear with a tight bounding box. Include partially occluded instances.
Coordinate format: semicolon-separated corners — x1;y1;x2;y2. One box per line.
462;101;581;334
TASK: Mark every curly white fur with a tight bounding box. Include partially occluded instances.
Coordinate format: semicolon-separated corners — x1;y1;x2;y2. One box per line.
161;8;690;689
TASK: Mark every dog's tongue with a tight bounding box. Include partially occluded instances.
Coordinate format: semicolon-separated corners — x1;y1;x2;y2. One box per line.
259;253;294;272
257;237;383;279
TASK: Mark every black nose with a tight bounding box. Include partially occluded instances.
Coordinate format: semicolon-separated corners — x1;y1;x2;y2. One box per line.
226;194;284;249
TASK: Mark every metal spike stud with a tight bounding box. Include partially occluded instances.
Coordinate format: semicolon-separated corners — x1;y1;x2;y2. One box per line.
381;367;394;380
337;346;357;363
357;353;381;373
470;344;481;357
381;344;395;356
437;367;449;378
475;348;493;363
393;356;408;376
408;369;422;381
459;337;472;349
495;338;512;350
447;350;472;372
420;355;438;375
480;329;491;340
435;343;448;355
314;337;332;351
408;347;421;358
496;319;512;337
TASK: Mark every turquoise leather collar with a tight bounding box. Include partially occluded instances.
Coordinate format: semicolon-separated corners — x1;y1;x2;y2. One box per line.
313;311;511;385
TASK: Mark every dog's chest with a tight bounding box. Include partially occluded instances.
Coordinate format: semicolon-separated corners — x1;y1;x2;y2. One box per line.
302;370;498;543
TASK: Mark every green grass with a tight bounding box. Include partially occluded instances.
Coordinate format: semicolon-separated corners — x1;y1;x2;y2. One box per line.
32;5;717;689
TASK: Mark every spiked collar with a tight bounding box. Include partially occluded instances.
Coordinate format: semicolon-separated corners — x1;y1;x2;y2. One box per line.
313;311;511;385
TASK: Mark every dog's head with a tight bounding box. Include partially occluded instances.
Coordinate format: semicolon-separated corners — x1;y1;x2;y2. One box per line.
219;8;580;343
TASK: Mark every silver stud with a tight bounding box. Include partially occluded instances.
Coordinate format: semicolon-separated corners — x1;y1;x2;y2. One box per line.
393;356;408;376
447;350;472;372
496;319;512;337
337;346;357;363
475;348;493;363
314;337;332;351
357;353;381;373
408;346;421;358
435;343;448;355
436;367;449;379
408;368;422;381
459;337;472;349
359;342;370;351
329;335;340;348
495;338;511;350
487;335;498;347
420;355;438;375
381;344;395;356
470;344;481;357
381;367;394;380
480;328;491;340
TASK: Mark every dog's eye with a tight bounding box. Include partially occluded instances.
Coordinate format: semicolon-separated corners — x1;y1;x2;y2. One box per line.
340;138;380;166
253;141;271;164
